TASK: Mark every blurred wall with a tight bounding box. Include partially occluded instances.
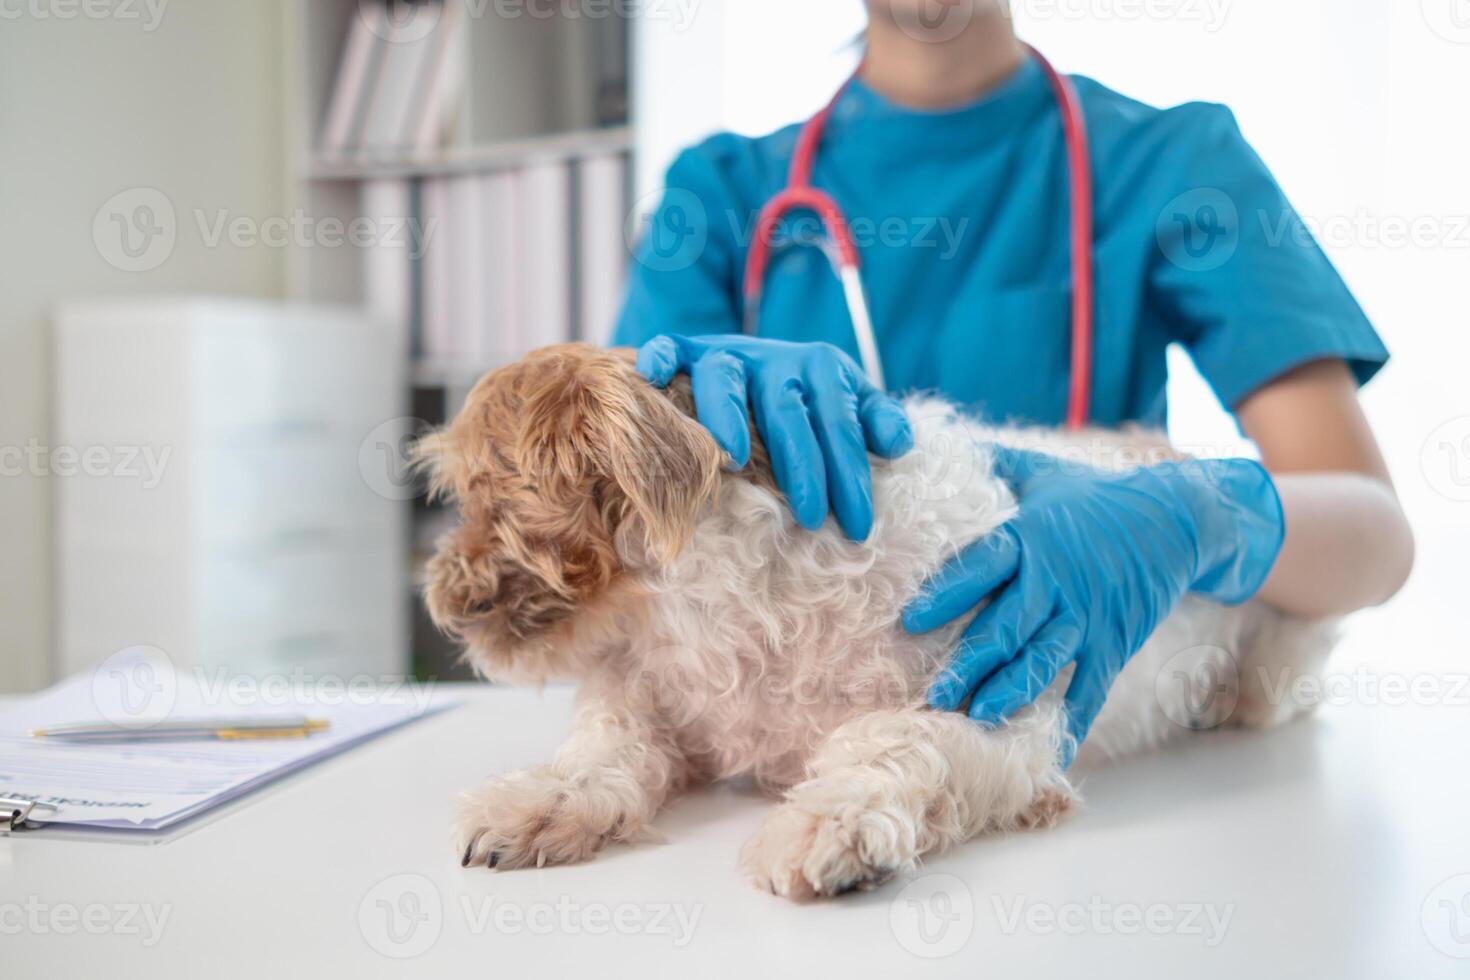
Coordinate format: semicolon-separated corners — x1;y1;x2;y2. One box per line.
631;0;865;202
0;1;289;691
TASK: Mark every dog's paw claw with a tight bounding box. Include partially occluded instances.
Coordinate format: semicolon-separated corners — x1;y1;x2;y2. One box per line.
741;805;914;901
1016;786;1076;831
831;866;896;896
452;769;635;872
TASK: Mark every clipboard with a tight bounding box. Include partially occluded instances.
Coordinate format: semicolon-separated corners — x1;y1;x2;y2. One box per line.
3;796;47;832
1;654;455;840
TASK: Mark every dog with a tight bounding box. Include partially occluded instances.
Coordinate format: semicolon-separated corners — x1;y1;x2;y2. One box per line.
419;343;1334;900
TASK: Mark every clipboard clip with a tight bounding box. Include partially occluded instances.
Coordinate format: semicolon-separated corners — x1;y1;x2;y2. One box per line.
1;796;46;832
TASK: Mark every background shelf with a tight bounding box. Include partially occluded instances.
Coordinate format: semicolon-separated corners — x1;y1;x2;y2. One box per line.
289;0;632;680
411;356;518;389
305;126;633;181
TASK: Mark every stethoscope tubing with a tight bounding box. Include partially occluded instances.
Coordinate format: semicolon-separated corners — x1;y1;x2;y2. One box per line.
741;44;1095;429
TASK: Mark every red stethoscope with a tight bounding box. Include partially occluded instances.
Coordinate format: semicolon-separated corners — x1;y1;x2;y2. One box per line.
741;45;1095;430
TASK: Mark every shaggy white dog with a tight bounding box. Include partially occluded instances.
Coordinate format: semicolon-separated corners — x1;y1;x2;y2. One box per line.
422;345;1333;900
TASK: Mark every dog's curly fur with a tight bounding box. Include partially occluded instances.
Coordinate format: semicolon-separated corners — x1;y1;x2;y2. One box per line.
421;343;1336;899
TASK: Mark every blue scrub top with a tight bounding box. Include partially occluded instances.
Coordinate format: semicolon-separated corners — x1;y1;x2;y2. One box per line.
612;55;1388;428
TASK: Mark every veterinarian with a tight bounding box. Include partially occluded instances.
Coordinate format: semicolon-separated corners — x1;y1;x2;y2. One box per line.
613;0;1413;758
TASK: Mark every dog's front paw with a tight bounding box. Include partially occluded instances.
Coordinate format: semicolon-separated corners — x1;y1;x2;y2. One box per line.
740;803;916;901
453;767;635;871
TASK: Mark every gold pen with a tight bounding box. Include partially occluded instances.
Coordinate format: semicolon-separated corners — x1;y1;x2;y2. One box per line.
31;717;330;742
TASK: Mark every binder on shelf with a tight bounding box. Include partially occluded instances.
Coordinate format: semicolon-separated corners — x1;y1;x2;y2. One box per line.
318;3;388;162
408;0;466;158
358;3;442;161
322;0;602;164
316;0;628;169
450;5;601;152
478;170;520;363
447;174;486;361
361;178;415;353
520;160;573;352
419;176;454;359
413;156;620;372
317;6;631;379
576;152;629;344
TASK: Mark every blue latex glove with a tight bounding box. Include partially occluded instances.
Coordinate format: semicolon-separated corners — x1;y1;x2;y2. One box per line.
635;335;913;541
903;445;1284;762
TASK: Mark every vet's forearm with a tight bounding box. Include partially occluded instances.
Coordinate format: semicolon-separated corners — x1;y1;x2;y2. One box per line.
1253;471;1414;618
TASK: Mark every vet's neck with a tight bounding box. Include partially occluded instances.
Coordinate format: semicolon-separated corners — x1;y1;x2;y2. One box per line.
861;2;1025;110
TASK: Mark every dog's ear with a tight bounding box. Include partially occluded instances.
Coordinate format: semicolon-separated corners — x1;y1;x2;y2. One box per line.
516;351;722;564
410;429;459;503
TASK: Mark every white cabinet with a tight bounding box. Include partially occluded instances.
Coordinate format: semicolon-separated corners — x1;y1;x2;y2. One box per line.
52;299;409;681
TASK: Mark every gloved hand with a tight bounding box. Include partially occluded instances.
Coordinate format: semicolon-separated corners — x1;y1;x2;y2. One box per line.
635;335;913;541
903;444;1284;762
